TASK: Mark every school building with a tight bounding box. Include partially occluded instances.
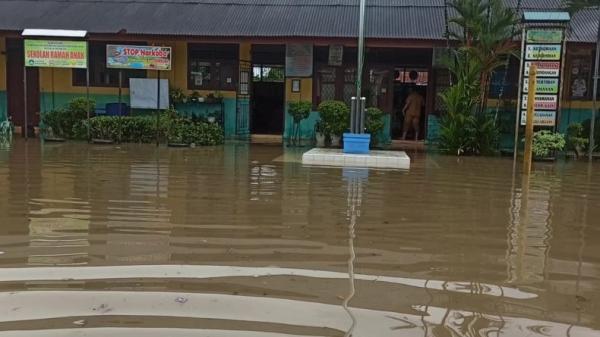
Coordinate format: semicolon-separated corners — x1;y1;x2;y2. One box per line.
0;0;598;145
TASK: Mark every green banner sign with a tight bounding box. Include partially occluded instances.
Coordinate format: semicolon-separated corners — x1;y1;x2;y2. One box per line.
526;30;563;44
107;45;172;71
523;78;559;94
24;40;87;68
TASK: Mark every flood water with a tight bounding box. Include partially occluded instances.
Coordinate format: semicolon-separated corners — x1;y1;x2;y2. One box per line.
0;139;599;337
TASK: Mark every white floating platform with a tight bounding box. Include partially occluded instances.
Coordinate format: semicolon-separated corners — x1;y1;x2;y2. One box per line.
302;148;410;169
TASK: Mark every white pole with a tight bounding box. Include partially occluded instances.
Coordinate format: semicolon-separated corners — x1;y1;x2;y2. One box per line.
356;0;366;98
355;0;367;134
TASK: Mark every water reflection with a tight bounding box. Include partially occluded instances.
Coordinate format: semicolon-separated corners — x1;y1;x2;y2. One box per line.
0;140;599;336
342;167;368;337
507;172;555;284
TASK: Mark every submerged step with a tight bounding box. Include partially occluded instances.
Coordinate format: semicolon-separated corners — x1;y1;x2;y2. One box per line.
302;148;410;169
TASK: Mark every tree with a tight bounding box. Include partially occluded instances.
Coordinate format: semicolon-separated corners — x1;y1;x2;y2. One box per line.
565;0;600;160
438;0;516;156
448;0;518;115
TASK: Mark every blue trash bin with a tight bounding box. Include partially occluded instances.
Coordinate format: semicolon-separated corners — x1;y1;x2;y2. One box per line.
343;133;371;154
105;103;129;116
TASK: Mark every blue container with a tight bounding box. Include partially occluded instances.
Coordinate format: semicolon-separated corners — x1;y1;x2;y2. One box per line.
343;133;371;154
105;103;130;116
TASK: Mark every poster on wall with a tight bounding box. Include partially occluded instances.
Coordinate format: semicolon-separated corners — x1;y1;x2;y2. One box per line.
519;28;566;126
107;45;172;71
24;40;87;68
569;53;592;99
286;44;313;77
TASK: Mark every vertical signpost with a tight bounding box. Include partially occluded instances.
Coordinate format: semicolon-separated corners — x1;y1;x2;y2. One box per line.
514;13;570;164
106;44;172;146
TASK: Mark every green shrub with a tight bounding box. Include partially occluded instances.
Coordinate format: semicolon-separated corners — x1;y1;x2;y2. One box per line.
288;101;312;123
582;117;600;151
168;117;224;145
532;130;565;158
317;100;349;136
41;97;95;139
567;123;589;158
365;107;385;136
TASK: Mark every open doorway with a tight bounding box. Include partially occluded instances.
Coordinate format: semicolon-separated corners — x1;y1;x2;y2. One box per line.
391;68;428;140
251;45;286;135
251;64;284;134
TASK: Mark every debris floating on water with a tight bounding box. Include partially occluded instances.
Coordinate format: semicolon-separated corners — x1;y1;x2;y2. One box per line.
175;297;188;304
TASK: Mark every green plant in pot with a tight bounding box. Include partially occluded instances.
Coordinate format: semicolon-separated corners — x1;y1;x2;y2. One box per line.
288;101;312;146
317;100;349;147
365;107;385;147
189;91;203;103
315;120;327;148
170;87;187;105
531;130;565;160
567;123;589;159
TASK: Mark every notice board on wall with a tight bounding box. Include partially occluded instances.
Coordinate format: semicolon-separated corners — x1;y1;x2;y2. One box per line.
129;78;169;109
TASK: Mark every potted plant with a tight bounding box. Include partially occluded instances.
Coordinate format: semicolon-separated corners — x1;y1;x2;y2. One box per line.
288;101;312;146
207;110;220;124
315;121;327;148
205;93;221;104
566;123;589;159
0;118;13;141
169;87;187;105
365;107;385;148
532;130;565;161
189;91;204;103
317;100;349;148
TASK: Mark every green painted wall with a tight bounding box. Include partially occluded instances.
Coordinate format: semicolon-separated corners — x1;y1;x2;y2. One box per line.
222;98;237;139
560;108;593;133
39;93;238;138
40;93;130;113
428;108;596;151
0;91;6;122
283;110;320;143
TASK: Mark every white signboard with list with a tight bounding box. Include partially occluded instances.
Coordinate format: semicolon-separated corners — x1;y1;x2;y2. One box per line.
518;28;565;126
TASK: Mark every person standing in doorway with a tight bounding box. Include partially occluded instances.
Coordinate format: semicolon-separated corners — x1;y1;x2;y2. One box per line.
402;87;424;140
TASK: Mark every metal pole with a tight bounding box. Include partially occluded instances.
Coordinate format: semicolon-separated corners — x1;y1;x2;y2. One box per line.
359;97;366;133
350;97;357;133
23;67;28;140
590;8;600;161
86;42;90;142
356;0;366;99
118;69;123;143
156;70;161;146
351;0;366;135
356;0;367;98
513;27;527;162
523;65;538;175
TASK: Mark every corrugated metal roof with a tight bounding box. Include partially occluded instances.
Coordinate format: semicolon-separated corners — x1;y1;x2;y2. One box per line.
0;0;595;43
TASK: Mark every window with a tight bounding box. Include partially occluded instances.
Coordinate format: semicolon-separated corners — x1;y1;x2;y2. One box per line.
252;65;284;82
73;42;146;87
188;44;238;90
315;66;356;106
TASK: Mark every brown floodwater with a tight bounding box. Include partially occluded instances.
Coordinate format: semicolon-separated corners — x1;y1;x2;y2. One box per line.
0;138;599;337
